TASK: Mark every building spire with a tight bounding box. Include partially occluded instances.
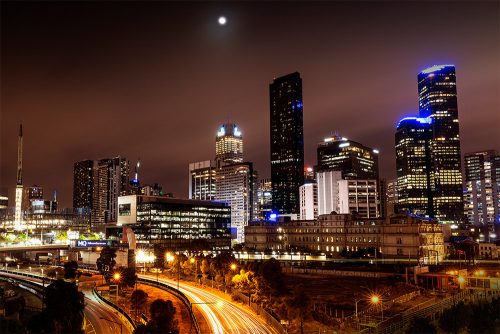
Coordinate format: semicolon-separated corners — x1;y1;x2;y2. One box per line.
17;124;23;185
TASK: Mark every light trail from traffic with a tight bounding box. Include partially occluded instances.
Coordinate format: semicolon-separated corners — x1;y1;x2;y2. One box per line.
139;274;277;334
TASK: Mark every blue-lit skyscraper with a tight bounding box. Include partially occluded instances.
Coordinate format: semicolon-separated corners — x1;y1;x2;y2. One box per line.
270;72;304;215
418;65;463;223
395;65;464;223
395;117;434;217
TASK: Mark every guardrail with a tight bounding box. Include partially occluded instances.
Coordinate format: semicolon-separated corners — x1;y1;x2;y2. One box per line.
138;277;201;334
92;286;137;333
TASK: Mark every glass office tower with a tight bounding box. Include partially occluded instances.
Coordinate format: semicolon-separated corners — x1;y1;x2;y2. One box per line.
270;72;304;215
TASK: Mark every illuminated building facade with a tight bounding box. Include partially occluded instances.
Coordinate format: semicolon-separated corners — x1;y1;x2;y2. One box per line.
116;195;231;251
0;196;8;219
245;213;444;263
384;178;398;216
338;179;379;218
418;65;463;223
215;123;243;167
215;162;257;243
189;160;217;200
395;117;434;217
317;135;379;179
464;150;500;226
270;72;305;215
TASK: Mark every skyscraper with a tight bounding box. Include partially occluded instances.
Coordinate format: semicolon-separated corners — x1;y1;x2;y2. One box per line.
73;159;95;210
418;65;463;223
215;123;243;167
464;150;500;226
270;72;304;215
189;160;217;200
317;135;379;179
73;156;129;225
213;124;256;243
395;117;433;217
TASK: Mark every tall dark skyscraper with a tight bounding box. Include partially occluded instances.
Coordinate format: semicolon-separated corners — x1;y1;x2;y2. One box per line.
270;72;304;215
395;117;433;217
317;135;379;179
73;160;95;210
418;65;463;223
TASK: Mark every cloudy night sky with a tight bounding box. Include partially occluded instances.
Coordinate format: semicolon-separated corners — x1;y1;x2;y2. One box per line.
1;1;498;207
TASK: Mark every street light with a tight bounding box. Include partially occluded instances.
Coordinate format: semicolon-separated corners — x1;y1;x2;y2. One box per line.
370;295;383;321
100;317;122;334
230;264;237;271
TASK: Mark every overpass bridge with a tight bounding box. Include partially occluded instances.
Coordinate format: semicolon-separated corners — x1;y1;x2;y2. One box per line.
0;244;70;252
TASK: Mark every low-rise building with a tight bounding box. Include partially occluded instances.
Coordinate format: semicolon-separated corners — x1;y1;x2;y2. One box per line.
244;213;444;263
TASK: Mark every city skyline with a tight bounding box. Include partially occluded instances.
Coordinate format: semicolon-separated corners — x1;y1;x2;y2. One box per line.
1;1;498;208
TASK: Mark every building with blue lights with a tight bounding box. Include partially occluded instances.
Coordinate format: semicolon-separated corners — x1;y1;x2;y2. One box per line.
395;65;464;224
395;117;433;217
418;65;464;223
270;72;305;215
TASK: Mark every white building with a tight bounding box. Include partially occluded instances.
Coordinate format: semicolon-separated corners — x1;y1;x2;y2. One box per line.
317;170;342;215
215;162;256;243
317;170;380;218
299;183;318;220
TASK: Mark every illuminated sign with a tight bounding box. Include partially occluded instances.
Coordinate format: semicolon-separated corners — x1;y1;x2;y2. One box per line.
420;64;453;74
75;240;111;248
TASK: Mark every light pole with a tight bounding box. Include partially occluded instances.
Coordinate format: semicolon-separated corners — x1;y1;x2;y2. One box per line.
100;317;122;334
370;295;383;321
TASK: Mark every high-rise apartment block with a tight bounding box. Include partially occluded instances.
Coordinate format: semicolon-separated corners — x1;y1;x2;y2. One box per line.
73;156;129;225
395;65;464;223
270;72;305;215
189;160;216;200
464;151;500;226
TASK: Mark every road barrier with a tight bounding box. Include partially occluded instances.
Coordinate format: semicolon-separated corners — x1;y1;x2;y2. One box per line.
92;286;137;333
138;276;201;334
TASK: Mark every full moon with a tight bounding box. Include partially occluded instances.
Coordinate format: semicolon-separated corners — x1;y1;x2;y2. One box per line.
218;16;227;25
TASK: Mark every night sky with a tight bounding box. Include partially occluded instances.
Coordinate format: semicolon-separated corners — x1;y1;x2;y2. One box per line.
1;1;498;208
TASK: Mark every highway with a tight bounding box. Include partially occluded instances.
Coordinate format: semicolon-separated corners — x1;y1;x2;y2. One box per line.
139;274;277;334
0;270;131;334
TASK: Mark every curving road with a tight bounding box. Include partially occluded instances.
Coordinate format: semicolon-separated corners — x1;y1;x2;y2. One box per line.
139;274;277;334
0;270;130;334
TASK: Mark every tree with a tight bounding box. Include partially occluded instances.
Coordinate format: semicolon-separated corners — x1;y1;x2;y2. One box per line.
200;259;210;284
130;289;148;313
288;285;311;334
55;231;68;242
64;260;79;279
439;302;471;334
406;316;437;334
133;299;179;334
28;280;85;333
96;246;117;282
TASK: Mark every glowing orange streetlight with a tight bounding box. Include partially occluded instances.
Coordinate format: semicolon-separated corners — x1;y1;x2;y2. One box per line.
370;295;383;320
230;264;237;271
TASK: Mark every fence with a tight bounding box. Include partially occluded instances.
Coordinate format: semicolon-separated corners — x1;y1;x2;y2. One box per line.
138;277;201;334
